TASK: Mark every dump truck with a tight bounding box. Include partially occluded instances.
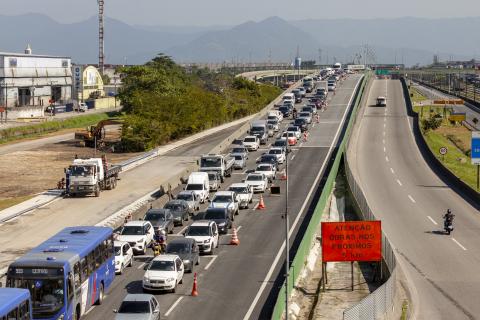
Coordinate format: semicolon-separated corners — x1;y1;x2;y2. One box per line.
199;154;235;182
67;155;121;197
75;119;123;148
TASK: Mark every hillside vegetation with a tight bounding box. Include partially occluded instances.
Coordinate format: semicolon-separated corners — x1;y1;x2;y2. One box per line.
118;54;281;151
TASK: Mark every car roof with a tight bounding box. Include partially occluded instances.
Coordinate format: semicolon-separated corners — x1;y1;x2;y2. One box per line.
190;220;214;227
269;147;283;151
177;190;195;196
165;199;188;205
152;254;179;262
124;220;148;227
146;208;170;214
244;135;257;139
229;182;249;188
215;191;235;196
247;172;264;177
257;163;273;167
168;237;195;245
123;294;155;302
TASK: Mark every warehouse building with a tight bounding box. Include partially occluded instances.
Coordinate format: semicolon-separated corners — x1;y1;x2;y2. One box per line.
0;45;72;118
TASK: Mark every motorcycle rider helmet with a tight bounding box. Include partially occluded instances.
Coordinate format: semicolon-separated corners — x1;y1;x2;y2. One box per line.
447;209;451;214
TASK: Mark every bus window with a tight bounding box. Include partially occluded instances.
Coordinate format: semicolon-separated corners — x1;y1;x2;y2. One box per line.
80;258;88;282
73;263;81;288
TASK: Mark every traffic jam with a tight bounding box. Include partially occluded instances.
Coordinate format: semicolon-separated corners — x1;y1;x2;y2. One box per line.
2;66;350;320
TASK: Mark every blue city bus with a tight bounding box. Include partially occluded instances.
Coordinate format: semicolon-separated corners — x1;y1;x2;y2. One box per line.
0;288;32;319
6;226;115;320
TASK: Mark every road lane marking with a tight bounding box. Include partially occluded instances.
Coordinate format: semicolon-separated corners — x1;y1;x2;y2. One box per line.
176;226;188;236
385;156;389;162
137;262;147;270
383;147;386;153
299;142;304;147
452;238;467;251
396;179;402;186
390;167;395;174
204;255;218;270
291;154;296;160
382;139;385;144
384;123;386;128
165;297;183;317
312;123;315;128
243;75;363;320
427;216;438;225
383;131;386;136
408;195;416;203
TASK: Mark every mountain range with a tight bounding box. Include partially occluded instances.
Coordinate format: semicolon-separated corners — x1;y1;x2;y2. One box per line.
0;14;478;66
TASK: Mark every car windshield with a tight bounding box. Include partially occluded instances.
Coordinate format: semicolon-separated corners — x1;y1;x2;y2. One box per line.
166;243;190;254
69;165;94;177
234;155;243;160
201;158;221;167
149;260;175;271
118;301;150;314
279;107;288;111
10;277;64;317
244;137;256;143
247;175;263;181
145;213;166;221
186;184;203;191
287;127;297;132
205;211;226;219
121;226;144;236
269;149;281;154
299;112;310;117
164;203;183;212
257;166;272;171
177;194;193;201
229;186;248;193
274;141;286;147
232;148;245;153
114;246;122;255
186;226;210;236
213;195;232;203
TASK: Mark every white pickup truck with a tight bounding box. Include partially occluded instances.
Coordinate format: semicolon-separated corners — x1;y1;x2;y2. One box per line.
199;154;235;182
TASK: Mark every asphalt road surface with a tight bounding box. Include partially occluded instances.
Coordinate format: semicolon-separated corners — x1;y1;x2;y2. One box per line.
80;74;363;320
350;78;480;319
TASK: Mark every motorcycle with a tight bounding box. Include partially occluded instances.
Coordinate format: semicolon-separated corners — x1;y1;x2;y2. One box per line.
443;217;454;235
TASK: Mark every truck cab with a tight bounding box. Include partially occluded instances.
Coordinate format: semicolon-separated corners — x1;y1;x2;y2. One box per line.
68;158;105;197
376;96;387;107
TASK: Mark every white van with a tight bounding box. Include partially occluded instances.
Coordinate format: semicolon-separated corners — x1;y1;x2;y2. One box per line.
282;93;295;104
185;172;210;203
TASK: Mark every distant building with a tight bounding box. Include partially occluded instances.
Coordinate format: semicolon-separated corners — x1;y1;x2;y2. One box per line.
0;45;72;109
72;65;105;102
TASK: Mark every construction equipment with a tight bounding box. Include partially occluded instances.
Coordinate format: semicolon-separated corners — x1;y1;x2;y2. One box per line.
75;118;123;148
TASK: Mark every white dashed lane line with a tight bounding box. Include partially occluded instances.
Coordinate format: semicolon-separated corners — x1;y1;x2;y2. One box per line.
390;168;395;174
452;238;467;251
427;216;438;225
408;195;416;203
396;179;402;186
165;297;184;317
204;255;219;270
385;156;389;162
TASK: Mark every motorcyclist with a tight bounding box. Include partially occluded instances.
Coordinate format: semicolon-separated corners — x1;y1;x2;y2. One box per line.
292;107;298;119
153;229;167;256
443;209;455;234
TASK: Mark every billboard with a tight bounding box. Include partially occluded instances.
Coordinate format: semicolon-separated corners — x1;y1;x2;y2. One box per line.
347;64;365;70
472;131;480;165
321;221;382;262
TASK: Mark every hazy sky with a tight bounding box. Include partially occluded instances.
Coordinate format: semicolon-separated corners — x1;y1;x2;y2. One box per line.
4;0;480;26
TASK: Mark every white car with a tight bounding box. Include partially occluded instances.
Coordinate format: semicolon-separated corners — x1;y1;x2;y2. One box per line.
209;191;239;216
298;112;312;124
117;221;155;255
243;135;260;151
255;163;276;182
143;255;184;293
286;126;301;139
227;183;253;209
74;102;88;112
184;221;219;255
268;147;286;164
114;241;134;274
244;173;268;193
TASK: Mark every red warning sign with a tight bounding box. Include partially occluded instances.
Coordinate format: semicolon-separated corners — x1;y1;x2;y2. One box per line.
322;221;382;262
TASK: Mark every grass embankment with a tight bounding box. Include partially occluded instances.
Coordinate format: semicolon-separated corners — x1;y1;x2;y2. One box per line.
410;90;478;191
0;195;34;211
410;87;428;103
0;112;119;145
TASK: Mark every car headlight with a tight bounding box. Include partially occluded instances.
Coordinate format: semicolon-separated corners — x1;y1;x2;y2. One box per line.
218;222;226;227
143;277;150;283
137;239;144;243
166;277;175;283
204;239;211;243
183;259;191;265
57;315;64;320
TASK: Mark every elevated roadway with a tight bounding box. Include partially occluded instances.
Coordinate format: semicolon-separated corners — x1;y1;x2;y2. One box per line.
80;74;364;320
349;78;480;319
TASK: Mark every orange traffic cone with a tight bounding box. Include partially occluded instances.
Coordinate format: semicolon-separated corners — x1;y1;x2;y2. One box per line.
280;169;287;181
257;195;266;210
191;272;198;296
230;226;240;245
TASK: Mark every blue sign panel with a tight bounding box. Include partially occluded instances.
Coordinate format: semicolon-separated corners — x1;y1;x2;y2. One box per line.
472;132;480;165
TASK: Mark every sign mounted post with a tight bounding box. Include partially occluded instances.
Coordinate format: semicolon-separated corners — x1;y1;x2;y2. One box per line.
321;221;382;291
472;132;480;190
439;146;448;162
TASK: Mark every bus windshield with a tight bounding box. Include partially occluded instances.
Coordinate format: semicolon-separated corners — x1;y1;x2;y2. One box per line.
10;277;64;318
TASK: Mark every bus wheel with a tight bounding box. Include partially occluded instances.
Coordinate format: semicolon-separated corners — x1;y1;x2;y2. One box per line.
96;283;104;305
74;305;80;320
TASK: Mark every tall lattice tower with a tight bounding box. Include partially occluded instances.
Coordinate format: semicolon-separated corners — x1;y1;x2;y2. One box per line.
98;0;105;74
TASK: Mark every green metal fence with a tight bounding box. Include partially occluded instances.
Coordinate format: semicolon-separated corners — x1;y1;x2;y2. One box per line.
271;73;369;319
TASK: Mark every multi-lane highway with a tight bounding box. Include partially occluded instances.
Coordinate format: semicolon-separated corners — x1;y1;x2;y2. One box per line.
75;74;363;320
349;78;480;319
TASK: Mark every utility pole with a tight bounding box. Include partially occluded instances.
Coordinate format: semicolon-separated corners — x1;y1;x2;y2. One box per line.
284;150;290;320
98;0;105;75
318;48;322;69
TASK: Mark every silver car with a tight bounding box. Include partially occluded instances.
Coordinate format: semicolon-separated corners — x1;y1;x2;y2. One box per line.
232;154;247;170
114;294;160;320
298;111;312;124
176;190;201;212
207;171;221;191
